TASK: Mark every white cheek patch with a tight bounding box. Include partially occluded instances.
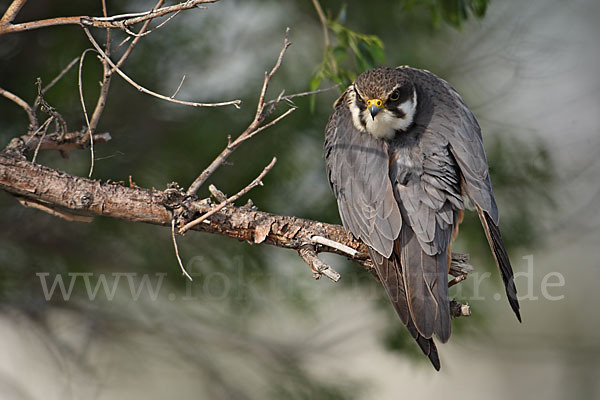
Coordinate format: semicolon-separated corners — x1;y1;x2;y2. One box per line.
364;89;418;139
348;88;366;132
399;90;417;128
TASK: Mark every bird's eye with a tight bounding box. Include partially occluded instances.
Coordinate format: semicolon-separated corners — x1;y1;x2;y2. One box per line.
356;95;365;104
388;90;400;102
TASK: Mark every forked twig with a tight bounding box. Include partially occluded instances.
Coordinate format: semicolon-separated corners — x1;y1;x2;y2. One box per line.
186;28;292;196
121;9;178;38
114;0;165;70
31;117;53;163
0;0;217;35
180;157;277;234
86;0;113;145
83;27;241;109
298;245;341;282
35;78;67;137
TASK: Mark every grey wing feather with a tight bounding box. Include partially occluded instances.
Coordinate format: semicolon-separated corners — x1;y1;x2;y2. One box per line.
325;91;402;257
405;67;499;223
402;67;521;322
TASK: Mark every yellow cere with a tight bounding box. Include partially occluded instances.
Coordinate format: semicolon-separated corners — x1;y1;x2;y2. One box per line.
366;99;383;108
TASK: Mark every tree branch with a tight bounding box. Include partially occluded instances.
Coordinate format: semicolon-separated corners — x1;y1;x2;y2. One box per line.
0;153;473;299
4;130;111;158
0;0;217;35
179;157;277;234
0;0;27;25
186;28;292;196
83;27;241;109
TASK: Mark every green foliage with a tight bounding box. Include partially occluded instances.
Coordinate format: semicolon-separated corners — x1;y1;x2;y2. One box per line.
402;0;489;29
310;6;385;105
309;0;490;102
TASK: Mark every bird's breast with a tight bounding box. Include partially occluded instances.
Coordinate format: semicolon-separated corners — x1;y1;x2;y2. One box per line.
389;144;423;187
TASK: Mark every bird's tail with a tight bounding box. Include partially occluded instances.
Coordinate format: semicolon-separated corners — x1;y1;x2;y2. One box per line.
476;206;521;322
369;248;442;371
398;227;452;344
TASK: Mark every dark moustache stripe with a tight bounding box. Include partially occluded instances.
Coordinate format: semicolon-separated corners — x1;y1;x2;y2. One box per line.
389;107;406;118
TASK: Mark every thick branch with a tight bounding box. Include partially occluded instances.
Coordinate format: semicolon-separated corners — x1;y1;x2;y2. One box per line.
0;153;471;279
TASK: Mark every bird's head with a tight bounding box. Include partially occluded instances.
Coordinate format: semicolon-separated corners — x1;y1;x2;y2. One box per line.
349;67;417;140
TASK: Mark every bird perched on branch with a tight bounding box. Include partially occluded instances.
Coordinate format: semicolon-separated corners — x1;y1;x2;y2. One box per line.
324;66;521;370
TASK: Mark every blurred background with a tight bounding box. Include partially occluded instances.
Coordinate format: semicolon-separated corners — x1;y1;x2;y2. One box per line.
0;0;599;398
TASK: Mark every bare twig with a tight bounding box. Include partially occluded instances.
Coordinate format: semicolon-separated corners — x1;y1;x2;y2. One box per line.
180;157;277;234
239;106;296;144
264;84;339;108
186;28;292;196
449;274;467;288
87;0;112;138
311;0;330;49
121;9;179;38
83;27;241;109
41;57;80;96
0;0;27;25
87;0;166;174
171;218;193;281
255;29;292;120
208;184;227;202
5;130;111;157
115;0;165;69
77;48;95;176
298;245;341;282
0;0;217;35
89;1;212;23
35;79;67;137
0;87;38;132
311;235;359;258
186;106;294;196
171;75;186;99
16;196;93;223
31;117;53;163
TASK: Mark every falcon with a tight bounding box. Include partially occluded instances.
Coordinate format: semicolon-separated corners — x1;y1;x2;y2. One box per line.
324;66;520;370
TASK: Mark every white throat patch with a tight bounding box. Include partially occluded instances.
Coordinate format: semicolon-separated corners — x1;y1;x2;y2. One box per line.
349;88;417;140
